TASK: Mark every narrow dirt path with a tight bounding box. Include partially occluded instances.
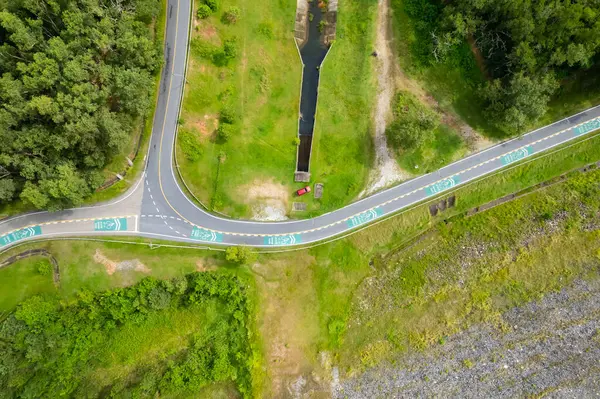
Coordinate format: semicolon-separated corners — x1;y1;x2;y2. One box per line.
361;0;409;197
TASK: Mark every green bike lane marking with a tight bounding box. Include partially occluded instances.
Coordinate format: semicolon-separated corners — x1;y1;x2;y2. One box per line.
263;234;302;246
190;227;223;242
0;226;42;247
501;146;534;165
94;218;128;231
573;117;600;136
346;207;383;228
425;175;461;197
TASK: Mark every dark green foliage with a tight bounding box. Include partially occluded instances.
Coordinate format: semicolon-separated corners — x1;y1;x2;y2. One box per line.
197;4;212;19
223;37;239;60
386;91;439;151
0;273;255;398
203;0;219;12
0;178;15;203
219;105;238;124
0;0;161;209
434;0;600;133
479;72;559;134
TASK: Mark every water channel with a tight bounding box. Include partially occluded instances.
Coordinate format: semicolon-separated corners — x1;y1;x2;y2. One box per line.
296;0;332;174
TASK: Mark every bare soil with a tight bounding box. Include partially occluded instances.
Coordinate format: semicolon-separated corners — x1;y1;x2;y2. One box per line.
241;179;290;221
93;249;150;275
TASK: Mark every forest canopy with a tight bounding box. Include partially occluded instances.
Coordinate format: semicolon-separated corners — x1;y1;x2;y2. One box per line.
409;0;600;134
0;0;162;209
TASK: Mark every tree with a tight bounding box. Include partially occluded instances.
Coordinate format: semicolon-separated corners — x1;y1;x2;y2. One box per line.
480;72;558;133
197;4;212;19
225;246;257;265
0;0;161;209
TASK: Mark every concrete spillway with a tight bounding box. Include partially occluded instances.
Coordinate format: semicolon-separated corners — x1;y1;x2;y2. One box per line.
293;0;337;180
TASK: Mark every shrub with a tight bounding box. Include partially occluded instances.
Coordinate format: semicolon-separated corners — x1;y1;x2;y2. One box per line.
36;261;53;276
203;0;218;12
197;4;212;19
225;246;257;265
223;37;238;59
217;123;234;143
219;105;237;124
190;38;219;59
0;178;16;203
257;22;274;38
179;129;203;161
222;6;241;24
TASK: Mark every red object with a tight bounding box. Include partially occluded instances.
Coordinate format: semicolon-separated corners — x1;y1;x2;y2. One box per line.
296;186;311;196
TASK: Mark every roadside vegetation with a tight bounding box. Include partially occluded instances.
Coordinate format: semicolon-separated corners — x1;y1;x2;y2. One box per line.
3;132;600;396
177;0;378;218
0;272;259;397
0;0;164;211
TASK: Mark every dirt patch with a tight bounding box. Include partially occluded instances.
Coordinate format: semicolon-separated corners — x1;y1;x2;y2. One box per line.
241;179;290;221
93;249;150;275
195;258;219;272
188;114;218;138
362;0;408;197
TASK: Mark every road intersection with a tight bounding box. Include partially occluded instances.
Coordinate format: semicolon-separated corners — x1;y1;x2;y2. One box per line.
1;0;600;251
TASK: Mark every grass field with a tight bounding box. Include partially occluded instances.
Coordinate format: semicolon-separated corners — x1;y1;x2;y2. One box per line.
177;0;378;219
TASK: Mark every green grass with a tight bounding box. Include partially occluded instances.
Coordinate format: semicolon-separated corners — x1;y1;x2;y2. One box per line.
177;0;378;218
0;256;56;311
177;0;301;217
307;0;378;214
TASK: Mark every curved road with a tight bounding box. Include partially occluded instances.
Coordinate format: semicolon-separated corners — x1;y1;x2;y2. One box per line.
1;0;600;250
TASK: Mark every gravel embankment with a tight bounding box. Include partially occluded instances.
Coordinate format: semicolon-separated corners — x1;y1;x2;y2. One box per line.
335;278;600;398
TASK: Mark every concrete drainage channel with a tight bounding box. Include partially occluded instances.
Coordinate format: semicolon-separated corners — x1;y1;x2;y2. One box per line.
293;0;337;182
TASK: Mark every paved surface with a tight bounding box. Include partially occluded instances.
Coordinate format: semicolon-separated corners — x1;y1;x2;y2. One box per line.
1;0;600;250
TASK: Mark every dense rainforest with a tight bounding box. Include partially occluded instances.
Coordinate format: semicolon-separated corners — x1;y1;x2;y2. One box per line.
0;273;256;398
0;0;162;209
405;0;600;134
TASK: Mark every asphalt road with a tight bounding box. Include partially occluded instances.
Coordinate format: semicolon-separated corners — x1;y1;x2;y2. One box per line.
1;0;600;251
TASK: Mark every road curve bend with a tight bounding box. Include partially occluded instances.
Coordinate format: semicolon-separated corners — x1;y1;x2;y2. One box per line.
1;0;600;250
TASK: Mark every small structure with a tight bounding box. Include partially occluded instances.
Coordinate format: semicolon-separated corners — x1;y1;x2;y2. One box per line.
292;202;307;212
295;171;310;182
314;183;324;199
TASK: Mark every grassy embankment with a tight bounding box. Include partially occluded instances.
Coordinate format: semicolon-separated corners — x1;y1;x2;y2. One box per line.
177;0;377;218
3;131;600;395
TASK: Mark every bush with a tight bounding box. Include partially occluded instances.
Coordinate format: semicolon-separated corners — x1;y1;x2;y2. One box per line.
223;37;238;59
217;123;234;143
203;0;218;12
190;38;219;59
219;105;238;124
197;4;212;19
222;6;241;24
0;178;16;203
179;129;203;161
385;91;439;151
36;261;53;276
225;246;257;265
257;22;274;39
